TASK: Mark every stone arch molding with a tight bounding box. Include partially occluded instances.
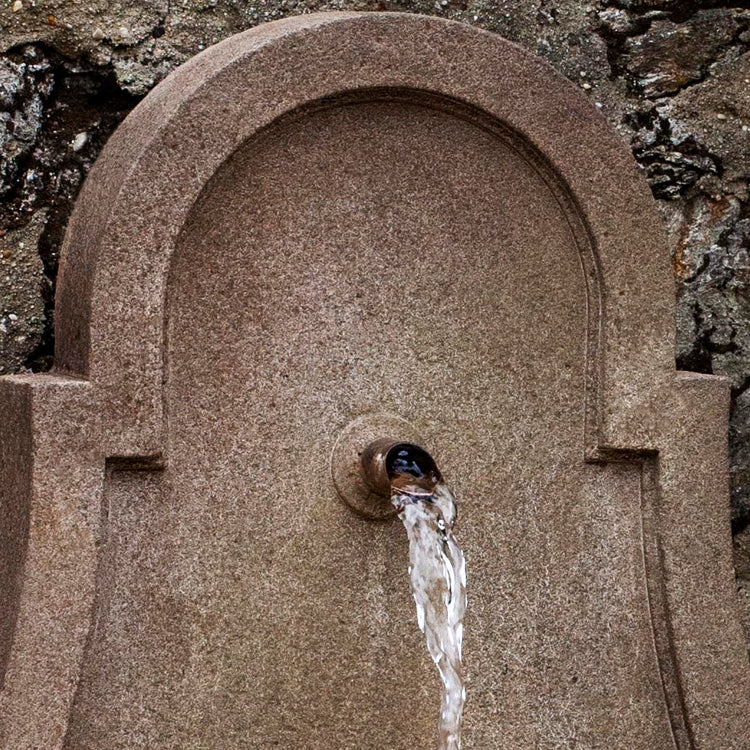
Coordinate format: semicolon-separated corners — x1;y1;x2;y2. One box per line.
1;12;749;750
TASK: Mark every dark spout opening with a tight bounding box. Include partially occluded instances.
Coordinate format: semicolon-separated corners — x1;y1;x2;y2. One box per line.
361;439;442;498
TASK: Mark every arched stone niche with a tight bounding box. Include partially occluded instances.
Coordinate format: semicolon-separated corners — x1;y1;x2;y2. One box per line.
1;12;749;749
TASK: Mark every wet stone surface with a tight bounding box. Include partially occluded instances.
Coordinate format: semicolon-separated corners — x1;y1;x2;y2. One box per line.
619;10;742;98
1;0;750;654
0;42;139;371
0;209;45;374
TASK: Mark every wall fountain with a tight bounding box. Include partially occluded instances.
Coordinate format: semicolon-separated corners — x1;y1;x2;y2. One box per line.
1;12;749;749
356;439;467;748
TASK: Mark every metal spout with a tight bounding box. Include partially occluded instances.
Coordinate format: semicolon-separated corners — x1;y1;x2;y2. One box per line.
361;439;442;498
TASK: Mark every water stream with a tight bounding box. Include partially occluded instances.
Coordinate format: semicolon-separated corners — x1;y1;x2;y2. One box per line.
392;482;467;750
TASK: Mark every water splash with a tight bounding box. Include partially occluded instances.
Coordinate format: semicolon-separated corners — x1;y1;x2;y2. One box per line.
392;483;467;750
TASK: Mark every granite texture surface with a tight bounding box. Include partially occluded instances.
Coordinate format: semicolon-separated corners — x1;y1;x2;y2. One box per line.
0;12;749;748
1;1;749;566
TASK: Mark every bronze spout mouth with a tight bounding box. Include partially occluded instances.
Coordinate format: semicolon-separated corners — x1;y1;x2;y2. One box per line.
361;439;442;498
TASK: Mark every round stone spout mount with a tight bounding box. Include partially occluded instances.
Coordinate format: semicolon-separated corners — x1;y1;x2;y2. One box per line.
330;413;436;519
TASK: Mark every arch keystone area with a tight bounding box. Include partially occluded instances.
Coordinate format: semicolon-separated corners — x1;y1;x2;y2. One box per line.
1;12;748;749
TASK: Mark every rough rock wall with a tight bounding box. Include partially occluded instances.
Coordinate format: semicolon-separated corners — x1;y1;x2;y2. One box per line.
1;0;749;650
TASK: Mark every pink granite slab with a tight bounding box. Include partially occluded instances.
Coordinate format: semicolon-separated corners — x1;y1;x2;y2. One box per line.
1;12;748;749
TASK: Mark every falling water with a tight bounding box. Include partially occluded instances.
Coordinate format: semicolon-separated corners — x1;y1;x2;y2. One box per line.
392;482;467;750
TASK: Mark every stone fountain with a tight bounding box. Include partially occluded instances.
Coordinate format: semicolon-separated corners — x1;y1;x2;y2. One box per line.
1;12;749;749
